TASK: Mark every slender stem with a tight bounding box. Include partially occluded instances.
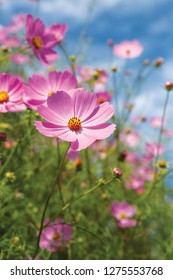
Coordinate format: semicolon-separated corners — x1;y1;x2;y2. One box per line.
154;90;170;166
32;143;70;259
84;148;92;185
60;178;113;214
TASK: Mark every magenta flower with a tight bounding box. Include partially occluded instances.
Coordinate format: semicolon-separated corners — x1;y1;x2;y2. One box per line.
96;91;112;104
35;89;116;151
110;201;137;228
46;24;67;44
25;14;58;64
40;218;73;252
0;73;26;113
24;70;77;110
113;40;143;59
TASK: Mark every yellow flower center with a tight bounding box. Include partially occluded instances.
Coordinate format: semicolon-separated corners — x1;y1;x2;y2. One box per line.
32;36;43;50
68;117;81;131
53;231;60;241
119;212;127;219
0;91;9;103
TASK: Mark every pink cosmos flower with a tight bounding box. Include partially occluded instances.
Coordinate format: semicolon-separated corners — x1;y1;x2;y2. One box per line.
35;89;116;151
96;91;112;104
0;73;26;113
145;142;164;157
113;40;143;59
120;130;139;147
8;13;27;33
25;14;58;64
126;176;145;194
24;70;77;110
40;218;73;252
10;54;29;65
110;201;137;228
46;24;67;44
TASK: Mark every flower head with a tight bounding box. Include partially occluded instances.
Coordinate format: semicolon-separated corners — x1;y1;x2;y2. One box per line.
24;70;77;110
113;40;143;59
25;14;58;64
0;73;26;113
40;218;73;252
110;201;137;228
35;89;116;151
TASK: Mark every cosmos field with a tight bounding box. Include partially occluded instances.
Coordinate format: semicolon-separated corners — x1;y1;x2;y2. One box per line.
0;0;173;260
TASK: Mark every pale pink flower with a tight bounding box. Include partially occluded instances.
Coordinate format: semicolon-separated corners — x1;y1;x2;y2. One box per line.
110;201;137;228
0;73;26;113
126;176;145;194
113;40;143;59
150;117;162;127
10;54;29;64
8;13;27;33
120;130;139;147
35;89;116;151
24;70;77;110
25;14;58;64
40;218;73;252
125;152;139;164
145;142;164;157
46;24;67;44
96;91;112;104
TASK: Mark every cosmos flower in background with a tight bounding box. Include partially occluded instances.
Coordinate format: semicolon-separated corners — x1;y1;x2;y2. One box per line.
10;54;29;65
25;14;58;64
46;24;67;44
113;40;143;59
96;91;112;104
110;201;137;228
39;218;73;252
24;70;77;110
0;73;26;113
35;89;116;151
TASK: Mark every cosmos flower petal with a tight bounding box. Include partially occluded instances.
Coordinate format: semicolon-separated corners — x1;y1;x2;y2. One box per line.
35;121;76;141
83;124;116;139
71;131;96;151
47;91;74;120
83;102;114;126
37;105;67;125
73;89;97;120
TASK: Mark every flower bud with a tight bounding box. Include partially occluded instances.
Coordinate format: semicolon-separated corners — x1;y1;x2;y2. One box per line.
165;81;173;91
113;167;123;178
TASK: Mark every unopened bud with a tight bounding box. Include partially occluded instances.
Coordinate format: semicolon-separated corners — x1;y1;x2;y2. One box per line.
113;167;123;178
165;81;173;91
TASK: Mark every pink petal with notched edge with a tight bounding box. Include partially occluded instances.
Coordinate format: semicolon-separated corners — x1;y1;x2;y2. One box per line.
83;124;116;139
47;91;74;120
38;105;67;125
71;131;96;151
83;102;114;126
73;89;97;121
35;121;76;141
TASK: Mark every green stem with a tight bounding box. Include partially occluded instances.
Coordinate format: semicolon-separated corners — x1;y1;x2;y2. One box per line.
154;90;170;166
32;143;70;259
60;178;113;214
84;148;92;185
